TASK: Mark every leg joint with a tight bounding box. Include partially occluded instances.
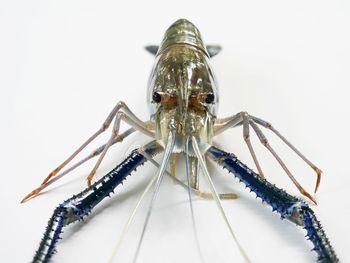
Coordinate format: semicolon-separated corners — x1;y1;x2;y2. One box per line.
116;100;126;108
58;201;83;225
261;138;269;146
244;134;250;141
116;111;125;119
286;201;308;226
240;111;249;118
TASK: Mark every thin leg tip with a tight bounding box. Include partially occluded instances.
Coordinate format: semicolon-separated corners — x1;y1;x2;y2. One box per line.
20;193;33;204
20;194;31;203
314;169;322;193
87;178;92;187
311;198;318;206
21;189;41;203
300;188;317;205
305;192;317;205
87;171;96;187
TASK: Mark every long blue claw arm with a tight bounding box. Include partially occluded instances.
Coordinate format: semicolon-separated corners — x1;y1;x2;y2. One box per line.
207;146;338;263
32;140;163;263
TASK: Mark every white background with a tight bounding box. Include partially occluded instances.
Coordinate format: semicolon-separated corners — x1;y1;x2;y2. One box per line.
2;0;350;262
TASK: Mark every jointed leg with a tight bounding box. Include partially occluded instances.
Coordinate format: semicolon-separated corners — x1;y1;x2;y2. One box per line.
215;112;266;179
21;101;154;203
249;120;316;204
22;129;135;202
44;101;147;185
214;111;321;203
60;128;136;181
214;112;241;135
86;112;133;186
242;112;265;178
250;115;322;192
38;134;237;204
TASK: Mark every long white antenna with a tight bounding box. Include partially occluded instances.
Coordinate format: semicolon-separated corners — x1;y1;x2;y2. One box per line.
132;131;176;263
185;137;205;263
108;173;158;263
191;136;251;263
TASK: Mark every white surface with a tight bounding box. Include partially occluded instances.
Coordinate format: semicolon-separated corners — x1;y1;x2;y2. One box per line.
3;0;350;262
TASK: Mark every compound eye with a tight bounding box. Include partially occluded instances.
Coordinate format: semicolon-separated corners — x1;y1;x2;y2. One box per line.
205;93;215;104
152;92;161;103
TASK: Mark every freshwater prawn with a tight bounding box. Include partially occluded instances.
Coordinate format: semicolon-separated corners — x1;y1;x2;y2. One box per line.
21;19;338;263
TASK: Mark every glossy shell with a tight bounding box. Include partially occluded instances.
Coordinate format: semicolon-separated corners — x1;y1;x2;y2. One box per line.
146;19;219;152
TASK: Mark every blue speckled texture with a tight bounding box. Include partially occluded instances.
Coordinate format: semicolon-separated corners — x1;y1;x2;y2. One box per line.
32;141;163;263
207;146;338;263
301;206;338;263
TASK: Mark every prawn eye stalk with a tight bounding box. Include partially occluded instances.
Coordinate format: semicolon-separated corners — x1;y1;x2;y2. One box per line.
152;92;161;103
205;93;215;104
23;18;338;263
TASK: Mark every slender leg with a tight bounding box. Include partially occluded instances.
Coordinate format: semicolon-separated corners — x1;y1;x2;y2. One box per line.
242;112;265;178
214;111;321;200
84;110;154;186
215;112;266;178
249;120;316;204
31;140;163;263
21;102;155;203
214;112;241;135
86;112;131;186
250;115;322;192
46;101;151;184
58;128;136;181
22;128;136;201
207;146;338;263
214;112;322;193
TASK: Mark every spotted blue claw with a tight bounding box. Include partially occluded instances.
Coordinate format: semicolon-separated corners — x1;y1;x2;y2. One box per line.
207;146;338;263
32;141;163;263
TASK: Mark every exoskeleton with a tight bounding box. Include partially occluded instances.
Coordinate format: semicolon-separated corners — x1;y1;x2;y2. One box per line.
22;19;338;263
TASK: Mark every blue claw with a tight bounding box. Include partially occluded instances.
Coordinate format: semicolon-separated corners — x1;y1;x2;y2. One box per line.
32;141;163;263
207;146;338;263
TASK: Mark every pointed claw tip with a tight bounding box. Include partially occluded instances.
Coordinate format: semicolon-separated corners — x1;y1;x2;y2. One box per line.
21;189;41;203
314;185;319;194
20;193;32;204
314;168;322;193
301;189;317;205
307;194;318;205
